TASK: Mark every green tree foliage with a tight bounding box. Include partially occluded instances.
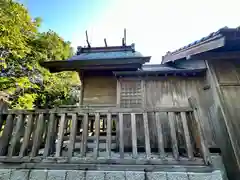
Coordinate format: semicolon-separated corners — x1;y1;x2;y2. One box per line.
0;0;80;109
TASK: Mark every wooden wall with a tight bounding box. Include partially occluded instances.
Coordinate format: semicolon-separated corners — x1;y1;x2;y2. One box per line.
83;76;117;105
119;76;217;150
207;59;240;179
146;76;216;149
81;73;218;153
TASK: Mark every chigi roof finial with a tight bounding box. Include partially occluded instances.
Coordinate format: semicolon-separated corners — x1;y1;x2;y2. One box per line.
122;28;126;46
104;38;107;47
85;30;91;48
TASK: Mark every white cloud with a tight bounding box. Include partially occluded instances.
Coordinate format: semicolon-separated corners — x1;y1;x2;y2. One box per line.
71;0;240;63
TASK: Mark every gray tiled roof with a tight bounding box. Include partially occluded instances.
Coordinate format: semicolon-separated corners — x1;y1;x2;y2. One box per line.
164;26;229;56
162;26;240;63
114;63;206;77
142;64;180;71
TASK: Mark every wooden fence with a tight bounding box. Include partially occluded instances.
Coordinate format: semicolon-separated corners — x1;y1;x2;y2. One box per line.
0;98;210;165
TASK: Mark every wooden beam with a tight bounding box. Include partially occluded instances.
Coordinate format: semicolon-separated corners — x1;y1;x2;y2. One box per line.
131;113;137;158
68;113;77;158
188;51;240;60
19;115;34;157
0;156;205;166
143;113;151;158
168;112;179;160
55;114;66;157
81;114;88;156
155;112;165;158
219;82;240;86
94;113;100;159
188;97;211;164
119;113;124;158
8;114;24;156
0;114;4;131
162;36;225;63
79;72;84;105
180;112;194;160
0;114;14;156
141;80;146;108
5;106;193;115
43;113;56;157
106;113;112;158
63;135;116;142
116;79;121;108
31;114;44;157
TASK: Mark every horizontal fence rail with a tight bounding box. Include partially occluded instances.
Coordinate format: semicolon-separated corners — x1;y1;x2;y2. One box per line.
0;103;210;165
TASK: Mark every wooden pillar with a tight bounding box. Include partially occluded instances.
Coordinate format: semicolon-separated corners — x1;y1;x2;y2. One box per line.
0;92;9;113
79;72;84;106
116;78;121;108
0;93;9;132
141;79;146;108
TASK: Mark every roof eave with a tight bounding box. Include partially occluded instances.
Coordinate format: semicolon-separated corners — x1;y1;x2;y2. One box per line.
67;56;151;62
113;68;207;77
162;35;226;63
41;56;151;72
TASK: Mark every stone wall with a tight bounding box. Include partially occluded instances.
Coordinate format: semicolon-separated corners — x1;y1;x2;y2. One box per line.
0;154;227;180
0;169;224;180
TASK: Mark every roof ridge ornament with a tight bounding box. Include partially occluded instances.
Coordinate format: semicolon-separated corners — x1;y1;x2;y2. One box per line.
131;43;135;52
85;30;91;48
76;46;82;55
122;28;127;46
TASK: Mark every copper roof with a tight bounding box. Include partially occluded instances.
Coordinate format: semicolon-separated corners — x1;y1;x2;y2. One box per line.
41;44;151;72
69;45;144;61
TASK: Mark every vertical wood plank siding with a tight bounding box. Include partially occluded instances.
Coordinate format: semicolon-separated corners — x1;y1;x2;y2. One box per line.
207;59;240;179
83;76;116;105
119;77;216;149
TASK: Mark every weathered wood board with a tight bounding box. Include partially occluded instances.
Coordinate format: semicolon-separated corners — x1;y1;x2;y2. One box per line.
147;77;215;148
207;59;240;180
117;76;216;150
83;76;116;105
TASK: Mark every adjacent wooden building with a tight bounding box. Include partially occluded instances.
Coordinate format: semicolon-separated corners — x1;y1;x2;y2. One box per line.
162;27;240;179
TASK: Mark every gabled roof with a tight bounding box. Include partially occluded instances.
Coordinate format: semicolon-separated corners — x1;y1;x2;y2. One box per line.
41;44;151;72
162;27;240;63
70;45;144;61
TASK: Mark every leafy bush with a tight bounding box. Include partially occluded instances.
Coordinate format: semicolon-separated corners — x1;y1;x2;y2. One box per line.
0;0;80;109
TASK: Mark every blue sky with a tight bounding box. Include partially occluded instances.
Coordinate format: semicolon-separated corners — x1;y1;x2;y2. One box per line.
19;0;111;41
20;0;240;63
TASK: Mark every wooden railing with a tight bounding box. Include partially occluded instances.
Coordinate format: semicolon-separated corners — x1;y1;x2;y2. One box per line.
0;98;210;165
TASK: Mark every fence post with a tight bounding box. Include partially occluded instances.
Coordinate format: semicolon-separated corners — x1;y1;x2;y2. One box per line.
0;91;9;113
188;96;211;164
0;92;9;130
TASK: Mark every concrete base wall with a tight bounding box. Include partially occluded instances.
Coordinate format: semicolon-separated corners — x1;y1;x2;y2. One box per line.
0;154;227;180
0;169;224;180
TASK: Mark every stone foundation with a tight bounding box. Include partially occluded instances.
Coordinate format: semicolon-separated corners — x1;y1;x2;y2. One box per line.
0;169;224;180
